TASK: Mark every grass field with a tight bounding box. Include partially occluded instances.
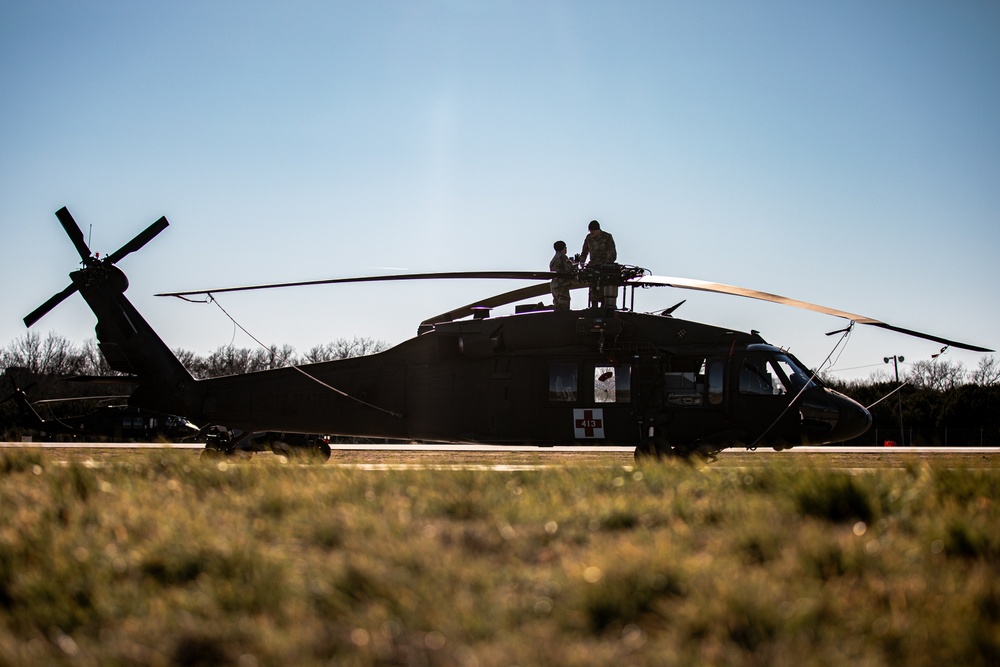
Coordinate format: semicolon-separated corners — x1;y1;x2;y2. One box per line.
0;448;997;666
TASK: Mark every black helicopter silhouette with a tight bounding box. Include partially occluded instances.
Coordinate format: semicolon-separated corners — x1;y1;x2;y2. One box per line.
23;207;991;460
1;371;199;442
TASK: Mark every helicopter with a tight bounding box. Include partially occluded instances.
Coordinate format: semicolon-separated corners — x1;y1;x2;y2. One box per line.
1;370;200;442
23;207;991;461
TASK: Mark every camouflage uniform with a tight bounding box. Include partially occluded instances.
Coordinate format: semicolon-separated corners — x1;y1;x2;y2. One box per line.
549;250;575;311
580;229;618;308
580;230;617;266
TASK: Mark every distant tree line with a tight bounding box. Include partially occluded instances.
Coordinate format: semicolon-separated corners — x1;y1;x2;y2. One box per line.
0;331;389;439
1;331;389;379
822;356;1000;446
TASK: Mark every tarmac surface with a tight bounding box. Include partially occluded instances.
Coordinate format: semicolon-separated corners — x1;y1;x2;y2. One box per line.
1;442;997;469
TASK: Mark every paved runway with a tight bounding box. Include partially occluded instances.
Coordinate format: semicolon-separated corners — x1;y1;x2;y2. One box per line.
2;441;997;455
2;441;996;471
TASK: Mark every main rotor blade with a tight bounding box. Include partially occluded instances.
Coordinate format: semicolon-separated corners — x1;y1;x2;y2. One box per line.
105;216;169;264
864;323;992;353
421;282;588;327
55;207;91;262
632;275;883;323
156;270;561;298
23;283;79;328
32;395;130;405
632;275;992;352
62;375;142;385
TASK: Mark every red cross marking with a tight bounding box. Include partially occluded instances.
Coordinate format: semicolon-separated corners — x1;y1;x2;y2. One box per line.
575;409;603;437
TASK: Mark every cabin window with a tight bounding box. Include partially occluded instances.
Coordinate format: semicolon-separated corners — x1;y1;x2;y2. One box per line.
549;363;578;402
594;365;632;403
664;357;707;406
707;360;724;405
739;358;787;395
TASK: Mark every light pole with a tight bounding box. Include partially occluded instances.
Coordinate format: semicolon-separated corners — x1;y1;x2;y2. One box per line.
884;355;905;446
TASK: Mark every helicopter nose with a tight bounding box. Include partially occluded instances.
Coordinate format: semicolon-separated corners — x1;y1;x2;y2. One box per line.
799;389;872;444
825;391;872;443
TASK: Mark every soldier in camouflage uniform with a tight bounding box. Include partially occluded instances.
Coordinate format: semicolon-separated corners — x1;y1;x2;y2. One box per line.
549;240;575;311
579;220;618;308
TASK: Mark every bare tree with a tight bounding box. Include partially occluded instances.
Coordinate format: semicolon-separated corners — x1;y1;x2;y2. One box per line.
248;344;299;372
969;355;1000;387
198;343;301;377
866;368;895;385
304;337;389;363
202;345;257;378
78;338;130;376
1;331;86;376
907;359;967;391
172;347;202;375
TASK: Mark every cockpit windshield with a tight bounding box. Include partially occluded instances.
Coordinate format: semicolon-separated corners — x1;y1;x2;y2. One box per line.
739;348;818;396
772;354;817;392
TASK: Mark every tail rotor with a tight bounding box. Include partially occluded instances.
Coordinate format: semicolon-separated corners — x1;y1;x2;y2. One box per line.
23;207;168;328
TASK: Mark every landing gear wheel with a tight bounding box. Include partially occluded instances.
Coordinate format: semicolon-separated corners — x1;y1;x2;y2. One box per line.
269;441;293;459
200;447;224;461
313;440;332;462
633;436;673;463
201;446;253;461
634;438;655;463
269;440;331;463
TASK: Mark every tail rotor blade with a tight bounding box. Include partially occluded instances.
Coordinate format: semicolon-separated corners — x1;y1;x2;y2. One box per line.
24;283;79;328
105;216;168;264
55;207;92;262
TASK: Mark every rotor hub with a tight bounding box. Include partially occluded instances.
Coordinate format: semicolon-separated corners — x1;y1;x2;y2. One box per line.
71;261;130;294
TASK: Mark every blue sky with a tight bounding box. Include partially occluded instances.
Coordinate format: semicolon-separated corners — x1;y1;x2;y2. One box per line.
2;1;998;382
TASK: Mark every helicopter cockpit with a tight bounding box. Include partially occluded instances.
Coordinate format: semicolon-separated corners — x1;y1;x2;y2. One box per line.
739;344;818;396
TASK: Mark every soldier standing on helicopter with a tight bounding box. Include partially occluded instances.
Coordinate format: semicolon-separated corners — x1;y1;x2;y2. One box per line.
549;240;576;310
579;220;618;308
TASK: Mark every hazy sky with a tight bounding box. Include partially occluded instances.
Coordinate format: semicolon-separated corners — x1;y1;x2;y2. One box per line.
2;1;998;382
